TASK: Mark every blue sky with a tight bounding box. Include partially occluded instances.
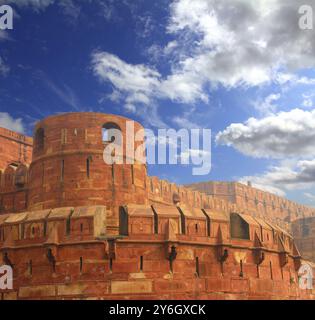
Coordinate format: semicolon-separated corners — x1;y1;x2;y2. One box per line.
1;0;315;206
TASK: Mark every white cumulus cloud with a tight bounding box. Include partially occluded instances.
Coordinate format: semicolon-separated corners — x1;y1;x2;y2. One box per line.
216;108;315;159
0;112;25;133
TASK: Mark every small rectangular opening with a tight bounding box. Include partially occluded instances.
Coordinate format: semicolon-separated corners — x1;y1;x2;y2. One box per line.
131;165;134;185
119;206;129;236
66;209;74;236
20;223;25;240
109;258;113;272
151;205;158;234
66;217;71;236
140;256;143;272
196;257;200;277
80;257;83;273
177;207;186;235
201;209;211;237
86;158;90;179
61;159;65;182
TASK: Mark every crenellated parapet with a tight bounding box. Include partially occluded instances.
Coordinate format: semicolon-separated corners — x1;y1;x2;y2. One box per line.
188;181;315;224
0;204;312;300
0;163;30;213
147;176;292;232
0;127;33;172
0;113;315;300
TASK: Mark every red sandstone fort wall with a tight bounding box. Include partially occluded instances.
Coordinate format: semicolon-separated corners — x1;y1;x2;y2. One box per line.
292;217;315;263
0;127;32;171
0;127;32;214
1;113;315;300
188;181;315;225
0;206;312;300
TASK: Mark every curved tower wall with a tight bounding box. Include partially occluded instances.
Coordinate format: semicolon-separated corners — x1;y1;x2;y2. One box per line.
27;113;147;233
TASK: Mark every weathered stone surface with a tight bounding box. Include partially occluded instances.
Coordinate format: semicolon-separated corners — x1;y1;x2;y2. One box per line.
19;285;56;298
0;112;314;300
111;281;153;294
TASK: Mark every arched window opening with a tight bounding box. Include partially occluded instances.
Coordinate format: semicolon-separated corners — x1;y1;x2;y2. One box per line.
86;156;92;179
119;206;129;236
230;213;250;240
102;122;121;143
34;128;45;153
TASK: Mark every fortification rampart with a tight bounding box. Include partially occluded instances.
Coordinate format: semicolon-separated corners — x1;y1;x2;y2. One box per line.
0;205;313;300
188;181;315;224
0;112;315;300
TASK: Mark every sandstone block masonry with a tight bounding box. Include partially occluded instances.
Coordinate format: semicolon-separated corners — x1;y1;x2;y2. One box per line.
0;127;32;171
188;181;315;225
0;112;314;300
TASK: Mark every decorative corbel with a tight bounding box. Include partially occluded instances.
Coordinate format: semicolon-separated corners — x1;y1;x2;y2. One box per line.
167;244;177;261
216;225;230;274
104;239;117;260
3;251;13;268
279;251;289;268
216;225;229;263
253;232;265;265
278;237;289;268
292;242;302;271
164;220;178;263
217;246;229;263
46;247;57;272
254;249;265;265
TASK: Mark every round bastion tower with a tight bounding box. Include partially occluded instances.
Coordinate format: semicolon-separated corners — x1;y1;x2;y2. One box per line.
27;112;148;234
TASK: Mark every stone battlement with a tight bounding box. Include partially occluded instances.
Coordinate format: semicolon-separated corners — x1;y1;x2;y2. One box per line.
0;112;315;300
0;205;312;300
188;181;315;223
0;127;32;172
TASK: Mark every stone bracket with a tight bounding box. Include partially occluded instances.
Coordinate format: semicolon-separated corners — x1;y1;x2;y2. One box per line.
279;251;289;268
46;246;57;271
104;239;116;259
217;245;229;263
2;251;13;268
166;242;178;262
253;247;265;265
